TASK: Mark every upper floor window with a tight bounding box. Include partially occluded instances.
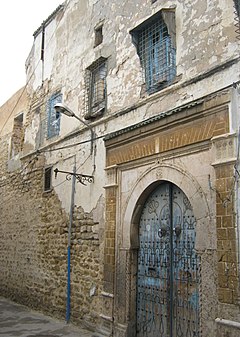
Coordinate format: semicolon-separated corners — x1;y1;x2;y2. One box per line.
44;166;52;192
47;92;62;138
94;24;103;47
131;10;176;94
234;0;240;17
11;113;24;157
84;57;107;120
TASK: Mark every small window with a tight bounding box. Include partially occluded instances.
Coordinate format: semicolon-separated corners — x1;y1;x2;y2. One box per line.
44;166;52;192
11;113;24;157
131;10;176;94
84;57;107;119
94;25;103;47
47;92;62;138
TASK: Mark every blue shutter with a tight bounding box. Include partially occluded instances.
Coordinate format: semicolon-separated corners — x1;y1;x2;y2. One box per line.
140;16;176;93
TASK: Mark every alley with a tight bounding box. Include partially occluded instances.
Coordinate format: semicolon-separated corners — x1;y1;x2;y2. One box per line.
0;297;98;337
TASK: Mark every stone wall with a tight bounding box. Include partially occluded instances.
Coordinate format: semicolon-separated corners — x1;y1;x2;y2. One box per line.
215;163;238;305
103;187;117;294
0;1;239;336
70;205;102;328
0;135;102;330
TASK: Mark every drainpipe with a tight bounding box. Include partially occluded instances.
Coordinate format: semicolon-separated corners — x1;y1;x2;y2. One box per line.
66;156;76;323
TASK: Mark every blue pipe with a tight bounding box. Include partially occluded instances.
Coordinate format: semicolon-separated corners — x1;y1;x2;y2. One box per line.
65;159;76;323
66;245;71;322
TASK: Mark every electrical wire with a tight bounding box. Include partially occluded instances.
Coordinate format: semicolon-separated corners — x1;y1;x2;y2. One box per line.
37;133;104;153
0;154;39;189
0;142;86;202
0;88;28;137
1;2;239;202
53;152;91;189
0;1;70;137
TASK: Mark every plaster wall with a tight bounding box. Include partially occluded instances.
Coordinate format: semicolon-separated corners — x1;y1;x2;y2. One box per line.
0;0;240;335
22;0;240;217
40;124;106;213
30;33;42;91
25;0;240;139
43;19;58;83
0;136;104;331
102;90;239;336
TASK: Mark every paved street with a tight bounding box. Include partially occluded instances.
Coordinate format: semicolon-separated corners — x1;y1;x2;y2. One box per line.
0;297;100;337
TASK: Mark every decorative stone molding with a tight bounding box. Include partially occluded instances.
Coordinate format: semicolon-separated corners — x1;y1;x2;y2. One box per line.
104;165;118;188
121;162;212;251
211;133;237;166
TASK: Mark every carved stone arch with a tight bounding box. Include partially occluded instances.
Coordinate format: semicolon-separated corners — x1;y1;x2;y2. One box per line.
122;163;214;253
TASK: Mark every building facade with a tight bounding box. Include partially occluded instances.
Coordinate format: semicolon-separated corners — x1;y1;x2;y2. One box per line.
0;1;240;337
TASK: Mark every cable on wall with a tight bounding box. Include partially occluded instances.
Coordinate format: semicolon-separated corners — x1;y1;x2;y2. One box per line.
0;1;70;137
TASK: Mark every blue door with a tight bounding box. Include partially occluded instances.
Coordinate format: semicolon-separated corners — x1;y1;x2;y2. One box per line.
136;182;200;337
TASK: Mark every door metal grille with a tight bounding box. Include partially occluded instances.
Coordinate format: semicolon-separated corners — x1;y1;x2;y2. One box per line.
136;182;200;337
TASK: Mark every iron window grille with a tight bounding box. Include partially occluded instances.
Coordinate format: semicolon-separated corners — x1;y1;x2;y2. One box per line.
84;57;107;120
131;10;176;94
47;92;62;138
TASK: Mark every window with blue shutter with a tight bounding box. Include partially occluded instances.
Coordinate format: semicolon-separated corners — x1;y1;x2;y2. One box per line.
47;92;62;138
131;10;176;94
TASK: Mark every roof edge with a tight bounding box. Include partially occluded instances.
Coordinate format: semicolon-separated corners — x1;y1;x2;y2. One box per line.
33;3;65;38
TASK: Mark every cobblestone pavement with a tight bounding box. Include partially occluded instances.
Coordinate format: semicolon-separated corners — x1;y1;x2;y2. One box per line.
0;297;100;337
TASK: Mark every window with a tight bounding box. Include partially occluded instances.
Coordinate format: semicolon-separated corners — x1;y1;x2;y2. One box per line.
44;166;52;192
84;57;107;119
131;10;176;94
47;92;62;138
94;25;103;47
11;113;24;157
234;0;240;17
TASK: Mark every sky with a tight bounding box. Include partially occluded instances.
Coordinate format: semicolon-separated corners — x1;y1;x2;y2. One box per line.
0;1;63;107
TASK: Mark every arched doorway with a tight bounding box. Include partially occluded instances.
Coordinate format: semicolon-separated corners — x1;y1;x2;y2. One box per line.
136;181;200;337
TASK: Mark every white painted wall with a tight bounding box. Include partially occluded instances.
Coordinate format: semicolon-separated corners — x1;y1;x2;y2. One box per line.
23;0;240;212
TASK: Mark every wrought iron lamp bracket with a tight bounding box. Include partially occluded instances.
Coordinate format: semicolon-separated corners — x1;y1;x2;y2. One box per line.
54;168;94;185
